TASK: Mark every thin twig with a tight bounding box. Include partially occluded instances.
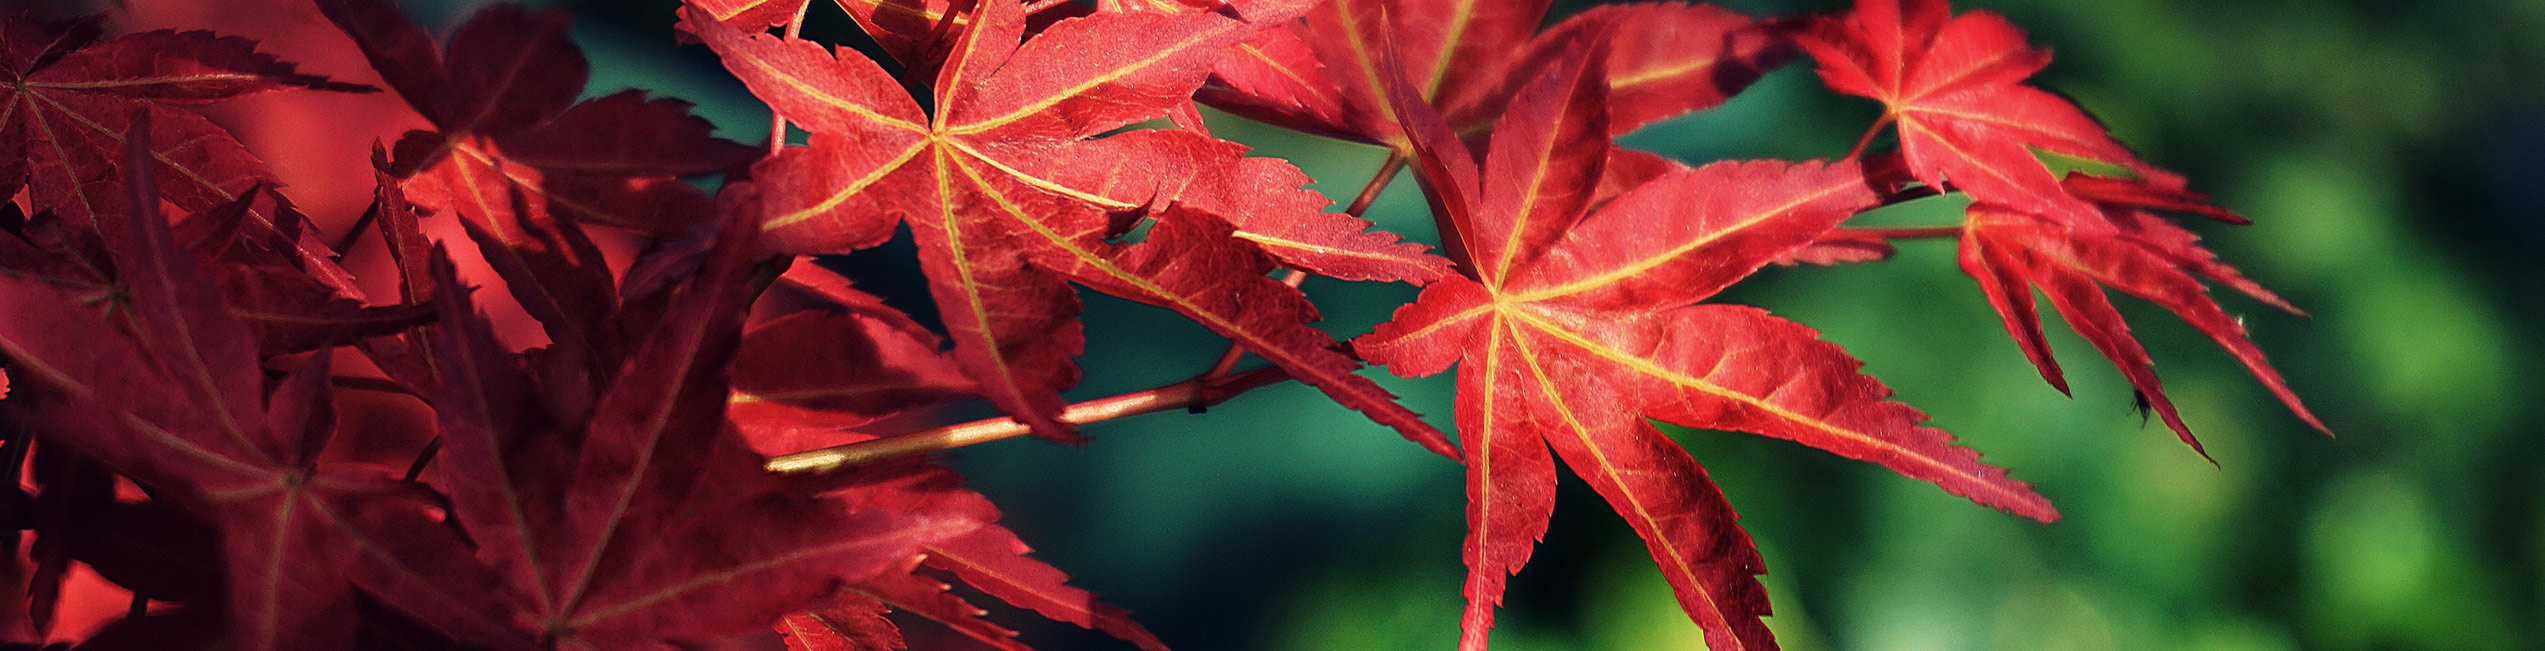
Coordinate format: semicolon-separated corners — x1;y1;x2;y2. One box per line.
332;204;381;255
765;0;813;157
767;366;1292;475
1845;115;1895;161
1341;154;1408;218
403;437;442;482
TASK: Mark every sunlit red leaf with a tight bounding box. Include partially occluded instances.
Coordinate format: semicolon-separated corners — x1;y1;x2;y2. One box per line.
1795;0;2113;222
1360;46;2055;650
1797;0;2323;445
1959;203;2326;456
1192;0;1791;148
686;0;1452;455
690;0;809;32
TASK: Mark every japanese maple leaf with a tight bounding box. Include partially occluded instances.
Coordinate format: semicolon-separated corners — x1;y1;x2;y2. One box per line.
693;0;1103;77
682;0;1453;455
1176;0;1791;148
0;120;490;651
0;14;369;270
1356;49;2056;650
1959;182;2326;456
681;0;1442;282
779;596;908;651
0;183;428;360
318;0;756;381
377;208;986;648
686;0;813;33
168;187;436;355
1596;146;1912;268
729;265;976;456
1792;0;2124;223
318;0;753;238
780;479;1165;651
1795;0;2324;447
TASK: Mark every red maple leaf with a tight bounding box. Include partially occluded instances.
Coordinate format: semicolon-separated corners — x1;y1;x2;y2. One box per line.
682;0;1453;455
317;0;753;238
1795;0;2324;449
779;597;907;650
0;179;424;362
729;265;977;456
1958;187;2326;456
1792;0;2114;222
1356;46;2056;651
351;205;988;648
0;14;370;279
1178;0;1790;148
778;477;1166;651
318;0;758;387
0;119;483;650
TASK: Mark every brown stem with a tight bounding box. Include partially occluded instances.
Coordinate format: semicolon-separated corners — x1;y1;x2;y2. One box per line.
1342;154;1408;218
766;366;1293;475
765;0;813;157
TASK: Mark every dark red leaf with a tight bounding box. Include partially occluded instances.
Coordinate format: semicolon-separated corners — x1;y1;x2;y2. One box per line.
321;0;752;239
0;118;491;651
396;210;987;646
852;560;1028;651
730;306;974;456
0;15;367;267
777;595;906;651
922;525;1167;651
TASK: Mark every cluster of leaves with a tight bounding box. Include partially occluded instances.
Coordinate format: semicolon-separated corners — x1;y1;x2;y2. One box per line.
0;0;2320;648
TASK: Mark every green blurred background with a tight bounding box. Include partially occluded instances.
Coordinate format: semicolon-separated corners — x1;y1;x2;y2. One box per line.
466;0;2545;647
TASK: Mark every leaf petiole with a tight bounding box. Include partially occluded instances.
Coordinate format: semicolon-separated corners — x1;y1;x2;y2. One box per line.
1845;114;1896;161
765;366;1293;475
765;0;812;157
